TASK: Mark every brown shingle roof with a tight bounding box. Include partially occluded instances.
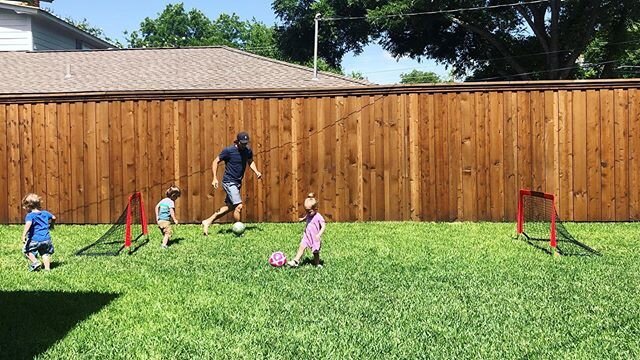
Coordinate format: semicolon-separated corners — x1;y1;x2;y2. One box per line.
0;46;372;94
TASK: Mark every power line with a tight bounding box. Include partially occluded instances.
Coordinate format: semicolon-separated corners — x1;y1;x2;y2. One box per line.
350;37;640;77
471;60;620;81
320;0;551;22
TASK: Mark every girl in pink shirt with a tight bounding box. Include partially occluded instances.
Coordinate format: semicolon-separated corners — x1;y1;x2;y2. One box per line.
288;193;326;268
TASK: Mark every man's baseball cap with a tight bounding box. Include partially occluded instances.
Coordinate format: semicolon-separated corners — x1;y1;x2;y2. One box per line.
237;131;250;144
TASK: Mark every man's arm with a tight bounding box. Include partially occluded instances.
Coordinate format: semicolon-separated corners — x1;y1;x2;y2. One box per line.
249;160;262;179
212;156;221;189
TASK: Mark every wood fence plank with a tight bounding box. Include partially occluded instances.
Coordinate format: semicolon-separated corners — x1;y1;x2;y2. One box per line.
360;96;371;220
572;91;588;221
20;104;34;214
517;91;532;192
7;105;21;222
84;102;98;223
96;102;110;223
0;105;7;223
122;101;137;219
614;89;629;220
32;104;46;204
530;91;545;192
109;102;123;218
545;91;559;212
475;92;489;220
346;96;361;220
188;100;201;222
600;90;616;221
373;95;385;221
460;92;477;221
502;92;518;220
280;98;294;221
135;101;152;223
557;91;574;220
57;103;72;222
408;93;421;220
629;89;640;220
435;93;449;220
149;101;163;219
267;98;281;221
448;93;462;220
586;90;601;220
488;92;505;221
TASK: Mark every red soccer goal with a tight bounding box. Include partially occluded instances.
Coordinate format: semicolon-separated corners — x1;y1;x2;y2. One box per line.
516;189;558;250
77;192;149;256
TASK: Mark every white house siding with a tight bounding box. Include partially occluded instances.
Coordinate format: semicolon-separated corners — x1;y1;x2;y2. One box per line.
0;9;32;51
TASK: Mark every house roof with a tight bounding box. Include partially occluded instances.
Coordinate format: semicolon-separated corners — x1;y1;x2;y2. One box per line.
0;0;114;49
0;46;372;95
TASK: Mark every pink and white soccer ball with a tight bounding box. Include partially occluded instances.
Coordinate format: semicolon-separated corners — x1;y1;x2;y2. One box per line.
269;251;287;267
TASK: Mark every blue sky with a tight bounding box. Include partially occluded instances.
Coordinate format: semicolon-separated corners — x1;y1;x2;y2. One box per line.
46;0;448;84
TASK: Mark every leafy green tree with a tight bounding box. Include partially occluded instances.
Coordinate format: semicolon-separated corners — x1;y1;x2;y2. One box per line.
399;69;442;84
126;3;280;59
63;17;122;47
348;71;367;80
580;22;640;79
272;0;640;80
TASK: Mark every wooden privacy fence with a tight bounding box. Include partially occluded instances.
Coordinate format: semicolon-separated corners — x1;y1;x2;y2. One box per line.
1;80;640;224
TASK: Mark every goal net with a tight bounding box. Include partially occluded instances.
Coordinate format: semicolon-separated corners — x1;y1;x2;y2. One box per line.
516;189;579;254
76;192;149;256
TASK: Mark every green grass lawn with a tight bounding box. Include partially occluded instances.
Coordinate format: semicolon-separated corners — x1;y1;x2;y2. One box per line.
1;221;639;359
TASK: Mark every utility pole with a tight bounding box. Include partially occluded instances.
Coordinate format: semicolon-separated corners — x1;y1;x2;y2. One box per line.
313;13;321;80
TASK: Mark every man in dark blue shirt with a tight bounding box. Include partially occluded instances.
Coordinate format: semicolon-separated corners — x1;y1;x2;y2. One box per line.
202;131;262;235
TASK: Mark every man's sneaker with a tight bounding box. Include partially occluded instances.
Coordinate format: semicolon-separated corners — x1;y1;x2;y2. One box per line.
28;261;41;272
287;260;299;267
315;264;323;269
160;244;169;249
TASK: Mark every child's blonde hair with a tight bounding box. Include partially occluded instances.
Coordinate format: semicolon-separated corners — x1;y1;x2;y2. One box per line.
304;192;318;210
166;186;181;200
22;193;41;210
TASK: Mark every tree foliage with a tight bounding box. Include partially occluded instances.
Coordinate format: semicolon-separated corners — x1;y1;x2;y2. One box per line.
63;17;122;48
273;0;640;80
126;3;280;59
399;70;442;84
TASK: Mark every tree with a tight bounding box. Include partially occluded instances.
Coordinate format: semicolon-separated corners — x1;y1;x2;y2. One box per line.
63;17;122;47
126;3;280;59
43;7;122;47
273;0;640;80
348;71;367;80
580;21;640;79
399;70;442;84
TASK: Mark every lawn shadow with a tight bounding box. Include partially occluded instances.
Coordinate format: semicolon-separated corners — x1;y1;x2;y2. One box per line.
299;258;325;267
168;237;185;246
518;233;601;257
76;232;148;256
216;225;263;235
0;291;119;360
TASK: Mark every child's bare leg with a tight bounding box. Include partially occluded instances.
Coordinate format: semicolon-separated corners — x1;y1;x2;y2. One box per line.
25;252;38;264
42;254;51;270
202;206;231;235
232;204;243;222
162;233;170;247
293;244;306;262
287;244;306;267
313;251;321;266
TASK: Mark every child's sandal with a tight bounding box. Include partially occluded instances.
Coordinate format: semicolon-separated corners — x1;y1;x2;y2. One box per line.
287;260;299;267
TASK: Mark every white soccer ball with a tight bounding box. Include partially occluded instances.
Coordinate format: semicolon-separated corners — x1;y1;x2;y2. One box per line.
231;221;246;235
